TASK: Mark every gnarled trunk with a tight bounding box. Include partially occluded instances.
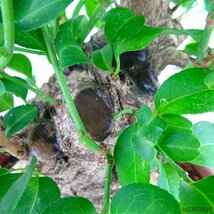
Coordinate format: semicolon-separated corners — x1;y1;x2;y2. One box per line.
10;0;189;211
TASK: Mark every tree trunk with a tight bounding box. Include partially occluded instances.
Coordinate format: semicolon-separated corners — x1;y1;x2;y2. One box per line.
9;0;189;211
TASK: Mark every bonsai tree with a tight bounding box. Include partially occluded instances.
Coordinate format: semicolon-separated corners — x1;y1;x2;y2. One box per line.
0;0;214;213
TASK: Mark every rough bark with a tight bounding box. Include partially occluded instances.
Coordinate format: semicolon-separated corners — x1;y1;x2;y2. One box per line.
6;0;189;211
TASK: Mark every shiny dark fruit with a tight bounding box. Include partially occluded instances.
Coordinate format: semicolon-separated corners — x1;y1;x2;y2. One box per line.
29;123;61;160
74;86;115;142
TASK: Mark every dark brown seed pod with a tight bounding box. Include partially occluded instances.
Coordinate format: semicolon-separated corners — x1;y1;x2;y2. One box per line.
74;85;115;142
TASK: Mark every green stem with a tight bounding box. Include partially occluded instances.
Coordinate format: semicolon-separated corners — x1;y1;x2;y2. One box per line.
156;145;193;183
42;26;102;152
48;18;59;40
0;71;56;105
79;134;102;152
197;27;214;62
113;55;121;77
102;152;113;214
79;0;113;44
14;47;45;55
72;0;85;18
113;108;134;119
0;0;15;69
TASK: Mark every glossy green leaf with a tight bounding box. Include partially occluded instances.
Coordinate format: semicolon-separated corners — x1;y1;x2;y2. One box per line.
1;77;28;101
85;0;99;17
0;174;60;214
190;122;214;168
84;0;102;28
0;80;6;96
43;197;97;214
0;93;14;113
92;44;113;72
114;125;150;186
159;130;200;162
180;176;214;212
105;14;145;43
114;26;203;56
111;183;181;214
134;123;163;160
15;29;46;52
184;43;199;56
14;0;72;30
135;109;166;161
72;16;88;41
3;104;38;137
0;25;3;47
105;7;136;43
56;23;90;68
155;68;214;115
161;114;192;132
158;163;180;201
7;54;32;79
16;177;60;214
136;105;153;126
0;174;20;199
0;156;36;213
0;168;8;176
204;72;214;90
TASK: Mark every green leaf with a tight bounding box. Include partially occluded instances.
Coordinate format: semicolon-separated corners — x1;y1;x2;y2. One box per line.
114;26;203;57
85;0;99;17
0;93;14;113
158;163;180;201
14;0;73;31
84;0;102;28
56;23;90;68
72;16;88;41
134;123;163;160
184;43;199;56
104;7;135;43
190;122;214;168
0;80;6;96
43;197;97;214
159;130;200;162
135;106;166;160
3;104;38;137
16;177;60;214
7;54;32;79
105;13;145;43
204;72;214;90
0;156;36;213
1;77;28;101
15;29;46;52
161;114;192;132
0;174;60;214
114;124;150;186
136;105;153;126
180;176;214;212
111;183;181;214
155;68;214;115
0;168;8;176
92;44;113;72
